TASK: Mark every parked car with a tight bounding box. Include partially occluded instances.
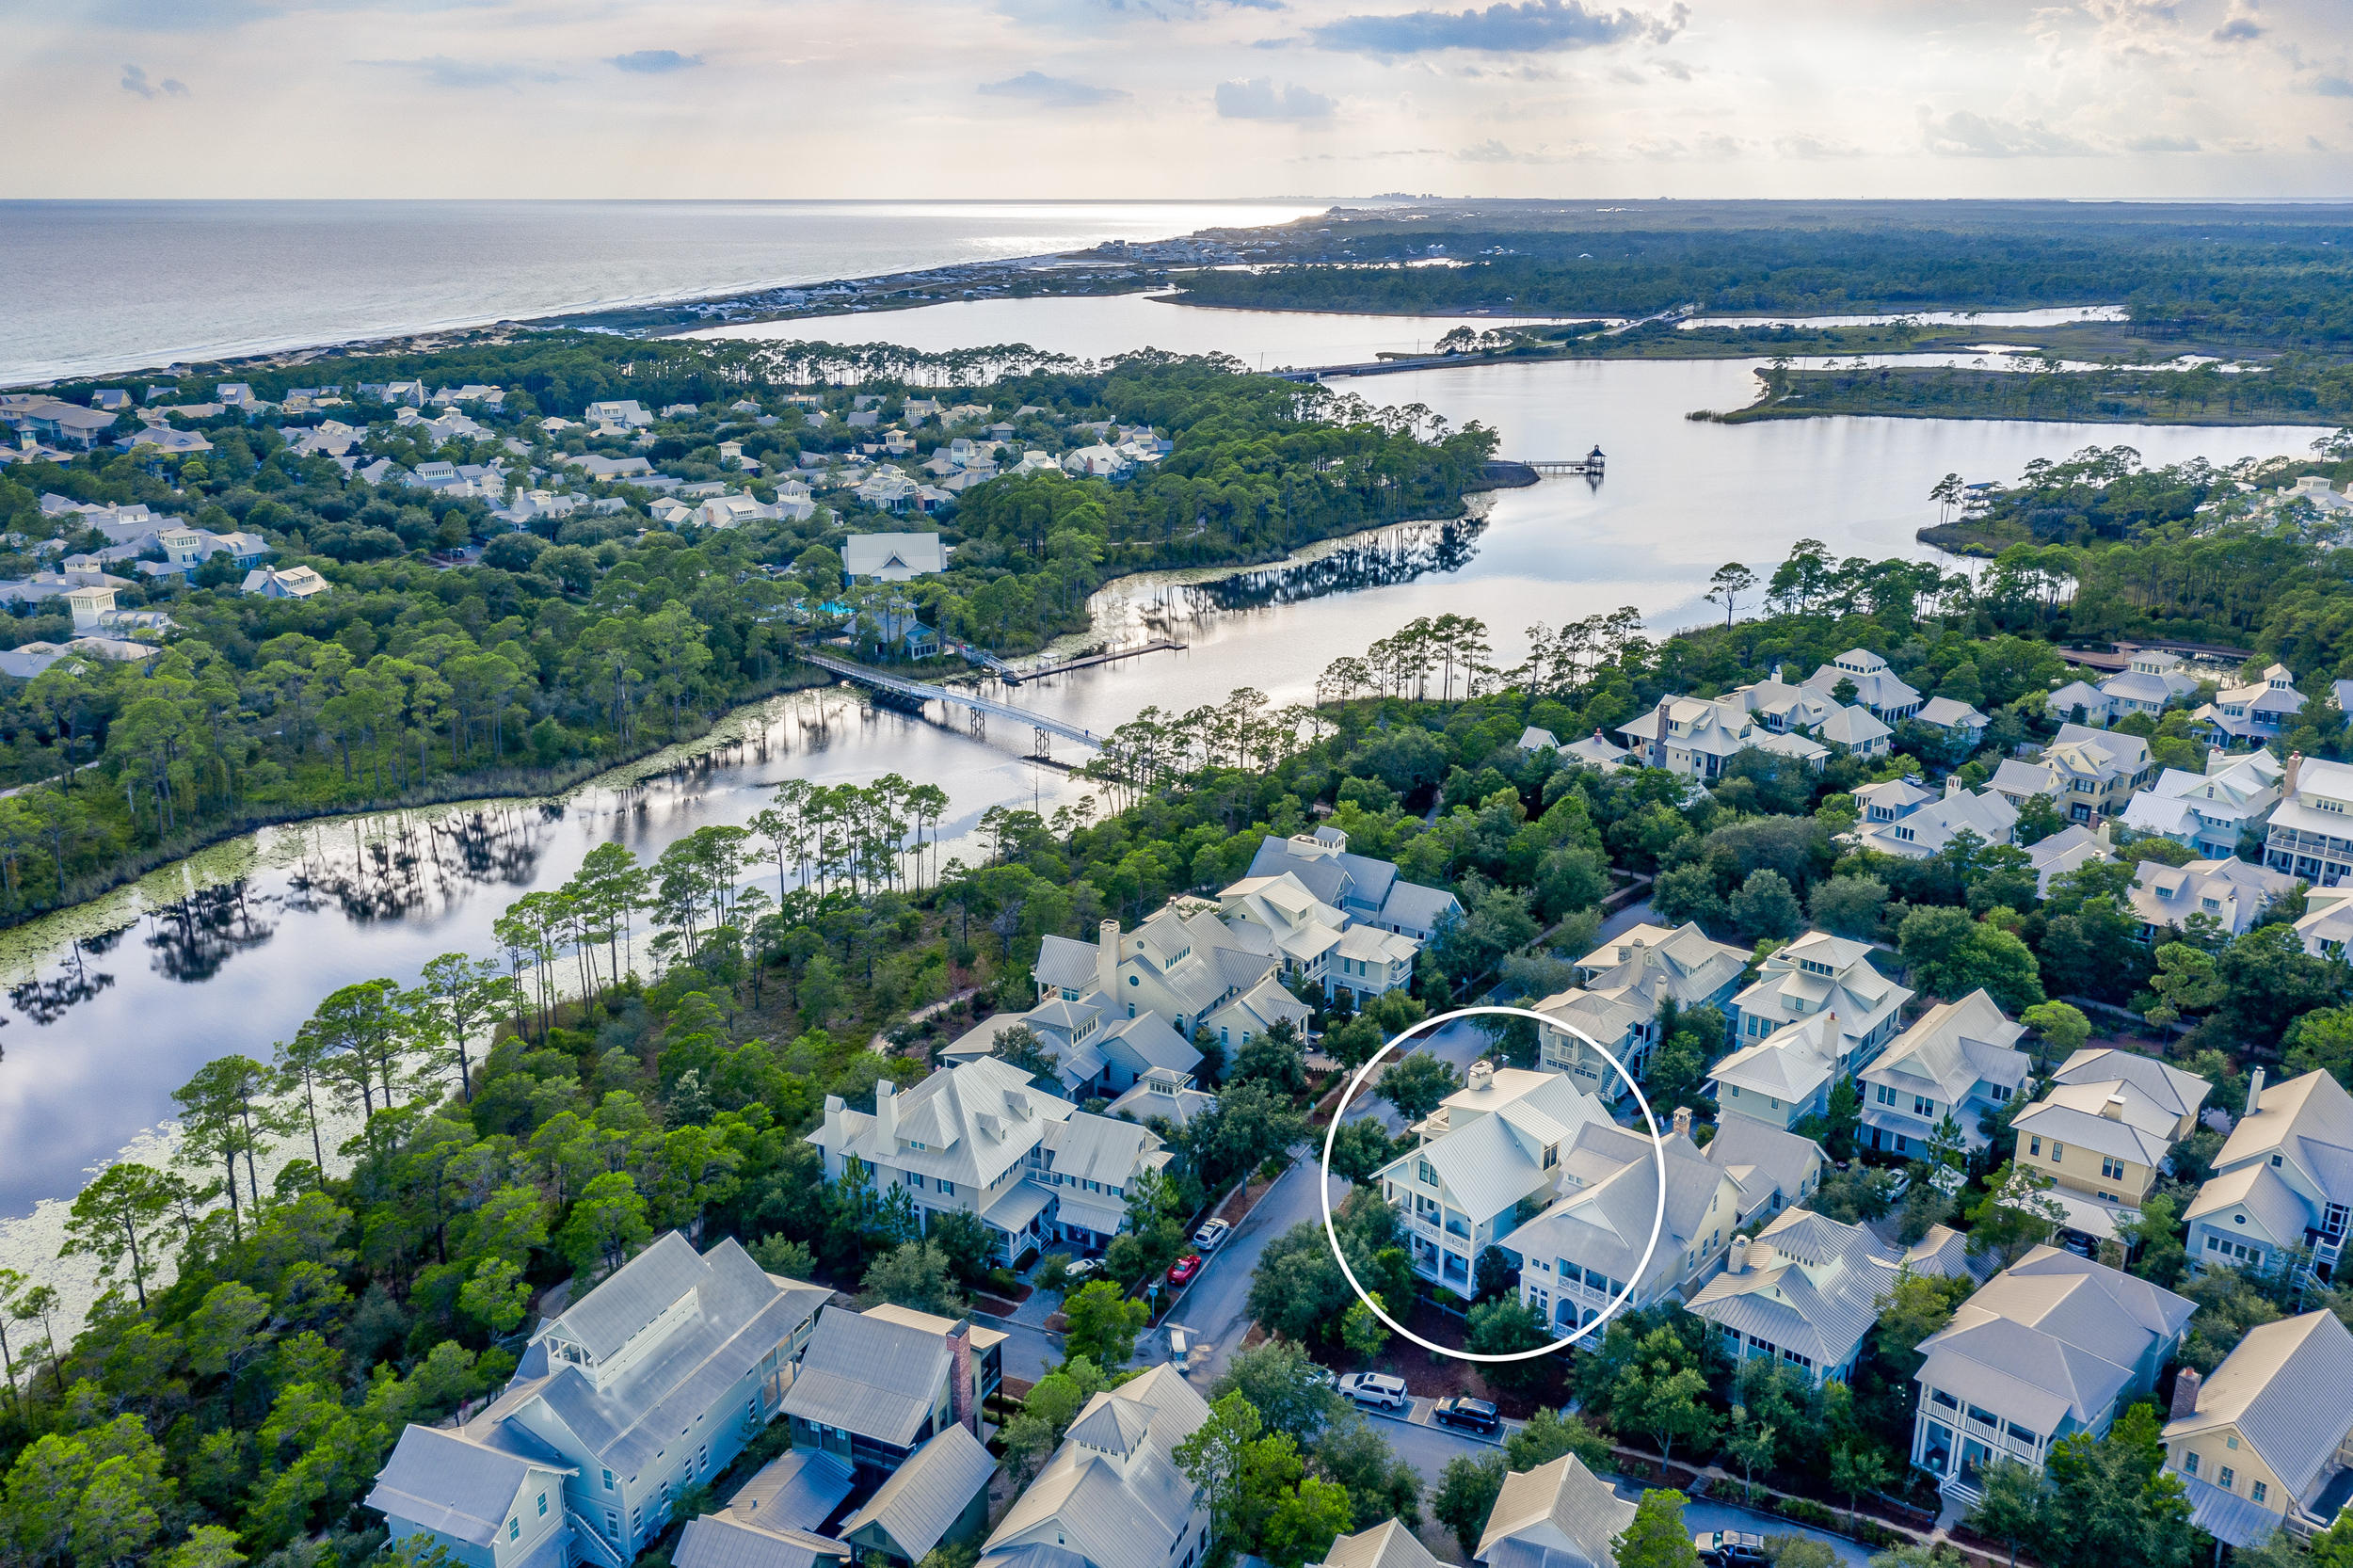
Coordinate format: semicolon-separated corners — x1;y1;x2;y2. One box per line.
1693;1531;1769;1568
1337;1372;1409;1411
1193;1218;1233;1251
1431;1396;1501;1434
1061;1256;1102;1284
1167;1253;1204;1287
1304;1363;1337;1390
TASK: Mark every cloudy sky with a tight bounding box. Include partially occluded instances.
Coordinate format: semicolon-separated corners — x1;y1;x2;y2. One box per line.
8;0;2353;199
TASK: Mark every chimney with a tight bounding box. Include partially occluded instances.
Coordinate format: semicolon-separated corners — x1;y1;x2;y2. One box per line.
1097;919;1120;1000
2208;746;2229;776
1945;776;1963;799
2287;752;2305;797
946;1318;977;1435
2171;1366;2203;1422
822;1094;845;1148
1673;1106;1692;1140
1467;1060;1495;1093
2095;817;2114;850
2247;1065;2266;1119
1654;700;1670;768
876;1080;898;1147
2102;1092;2127;1121
1729;1236;1750;1273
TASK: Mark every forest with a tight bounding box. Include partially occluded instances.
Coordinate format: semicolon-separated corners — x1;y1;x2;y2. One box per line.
16;504;2353;1565
0;347;1492;922
1166;201;2353;350
1721;357;2353;428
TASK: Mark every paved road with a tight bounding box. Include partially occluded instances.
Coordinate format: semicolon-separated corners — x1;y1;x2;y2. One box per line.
1596;897;1657;943
1683;1499;1876;1568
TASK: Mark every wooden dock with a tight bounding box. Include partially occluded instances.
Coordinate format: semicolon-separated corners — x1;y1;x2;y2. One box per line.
1005;639;1186;683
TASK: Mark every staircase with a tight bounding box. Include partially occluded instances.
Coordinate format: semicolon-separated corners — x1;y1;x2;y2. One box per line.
566;1510;630;1568
1940;1472;1985;1509
2300;1232;2343;1294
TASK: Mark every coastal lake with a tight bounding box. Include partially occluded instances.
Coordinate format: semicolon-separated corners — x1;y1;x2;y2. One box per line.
0;295;2325;1316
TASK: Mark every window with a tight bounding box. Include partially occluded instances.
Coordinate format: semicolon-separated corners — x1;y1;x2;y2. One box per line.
2272;1154;2284;1167
2184;1452;2200;1476
2228;1436;2240;1449
1875;1084;1897;1106
606;1510;620;1538
2254;1481;2270;1504
905;1171;924;1190
940;1179;955;1196
2030;1136;2041;1157
603;1469;615;1492
1914;1095;1934;1116
2052;1142;2066;1162
2220;1466;2236;1491
537;1493;549;1517
2102;1157;2125;1180
509;1520;520;1543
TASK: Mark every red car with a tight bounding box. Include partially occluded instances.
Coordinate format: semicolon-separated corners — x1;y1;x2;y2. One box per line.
1167;1253;1204;1286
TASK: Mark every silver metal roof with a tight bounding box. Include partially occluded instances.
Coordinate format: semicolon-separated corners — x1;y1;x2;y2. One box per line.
843;1422;996;1560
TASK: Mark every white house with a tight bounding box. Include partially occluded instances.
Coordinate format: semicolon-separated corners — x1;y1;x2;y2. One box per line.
2264;756;2353;887
584;400;652;429
2185;1068;2353;1282
1243;827;1462;941
1377;1061;1613;1298
2099;649;2201;718
1709;1010;1844;1131
1728;931;1913;1067
1915;696;1990;744
1858;989;2030;1156
2194;664;2307;744
977;1365;1209;1568
2126;856;2299;941
1217;871;1420;1004
1849;777;2019;859
1532;921;1746;1101
242;565;330;599
2121;748;2284;860
1617;695;1827;779
1687;1208;1986;1384
1910;1247;2194;1494
1801;648;1924;721
841;533;947;583
1028;912;1310;1058
1472;1452;1634;1568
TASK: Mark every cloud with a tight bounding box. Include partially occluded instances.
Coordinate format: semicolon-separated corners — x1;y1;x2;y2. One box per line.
608;50;701;73
1774;133;1864;158
1215;76;1334;117
2309;72;2353;97
977;71;1130;105
2210;1;2263;42
1917;108;2101;157
1455;138;1577;162
357;56;565;89
2126;132;2201;151
1306;0;1682;56
120;63;188;98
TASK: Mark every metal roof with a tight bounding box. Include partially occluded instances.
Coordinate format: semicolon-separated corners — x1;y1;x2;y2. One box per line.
982;1366;1208;1568
725;1448;855;1534
780;1307;952;1448
1474;1453;1634;1568
367;1426;564;1547
676;1516;854;1568
843;1423;996;1560
1322;1521;1446;1568
550;1230;712;1362
2167;1311;2353;1500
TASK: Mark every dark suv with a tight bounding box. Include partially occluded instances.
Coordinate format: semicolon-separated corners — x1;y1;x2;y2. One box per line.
1431;1397;1501;1435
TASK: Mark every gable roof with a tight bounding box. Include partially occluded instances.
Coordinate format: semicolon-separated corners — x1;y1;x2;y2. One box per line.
1710;1010;1840;1101
2053;1048;2214;1125
1322;1520;1447;1568
2011;1080;2179;1166
1475;1452;1636;1568
982;1364;1209;1568
779;1306;952;1448
1687;1206;1935;1369
550;1230;711;1362
368;1425;566;1547
1914;1246;2194;1432
2164;1311;2353;1500
677;1518;852;1568
843;1423;996;1560
1704;1115;1826;1219
1500;1124;1729;1287
1862;990;2029;1104
2216;1067;2353;1188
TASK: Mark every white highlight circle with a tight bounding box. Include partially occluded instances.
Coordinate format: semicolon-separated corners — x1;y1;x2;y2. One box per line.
1317;1005;1667;1364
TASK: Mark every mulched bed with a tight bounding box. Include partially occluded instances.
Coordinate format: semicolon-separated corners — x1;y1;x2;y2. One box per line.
972;1292;1024;1316
1332;1296;1572;1417
1214;1174;1276;1225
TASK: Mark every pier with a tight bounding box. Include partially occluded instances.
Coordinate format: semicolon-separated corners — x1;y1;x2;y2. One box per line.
1005;638;1186;684
798;649;1106;750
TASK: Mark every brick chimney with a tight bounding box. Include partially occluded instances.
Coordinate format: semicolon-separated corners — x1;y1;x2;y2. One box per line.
1097;919;1120;1000
1673;1106;1692;1140
946;1318;977;1434
876;1080;898;1148
2247;1065;2267;1119
2171;1366;2203;1422
2287;752;2305;797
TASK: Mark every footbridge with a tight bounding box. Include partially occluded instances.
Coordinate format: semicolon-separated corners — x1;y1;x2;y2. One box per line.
799;649;1106;749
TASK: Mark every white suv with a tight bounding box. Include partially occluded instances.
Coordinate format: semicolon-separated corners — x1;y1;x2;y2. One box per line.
1337;1372;1408;1411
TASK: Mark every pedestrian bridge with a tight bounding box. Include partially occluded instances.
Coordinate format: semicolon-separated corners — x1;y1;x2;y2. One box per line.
798;649;1105;749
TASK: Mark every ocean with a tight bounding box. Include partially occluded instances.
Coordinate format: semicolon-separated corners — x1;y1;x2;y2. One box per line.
0;199;1328;387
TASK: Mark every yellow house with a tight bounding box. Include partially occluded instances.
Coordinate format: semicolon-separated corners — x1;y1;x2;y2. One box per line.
2164;1311;2353;1547
2012;1079;2179;1208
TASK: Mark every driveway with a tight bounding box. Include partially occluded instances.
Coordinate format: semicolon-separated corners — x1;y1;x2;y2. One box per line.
1597;897;1657;942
